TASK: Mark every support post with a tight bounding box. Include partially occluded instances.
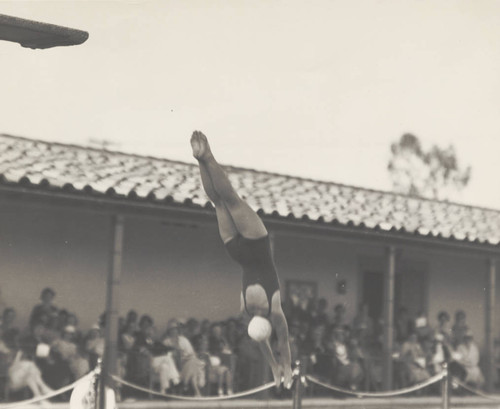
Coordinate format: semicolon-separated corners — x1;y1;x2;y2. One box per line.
441;363;450;409
485;258;496;393
292;360;303;409
382;245;396;390
99;214;125;409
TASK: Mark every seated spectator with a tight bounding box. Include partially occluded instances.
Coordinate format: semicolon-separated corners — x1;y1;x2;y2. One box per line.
452;330;484;388
305;323;332;380
198;333;235;396
162;319;204;396
208;323;234;395
414;312;432;342
29;288;58;330
326;327;363;390
452;310;469;348
352;304;374;348
428;333;449;375
52;326;89;381
126;315;155;386
400;333;430;386
7;348;53;401
145;326;180;394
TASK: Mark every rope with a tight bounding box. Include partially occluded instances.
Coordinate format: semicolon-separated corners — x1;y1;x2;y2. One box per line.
111;375;275;401
306;371;445;398
452;378;500;402
0;371;96;409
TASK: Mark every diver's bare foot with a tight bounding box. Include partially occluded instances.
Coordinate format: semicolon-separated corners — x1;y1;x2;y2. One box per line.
190;130;212;160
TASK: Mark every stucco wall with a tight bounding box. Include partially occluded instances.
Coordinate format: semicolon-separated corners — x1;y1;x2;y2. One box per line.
1;202;498;351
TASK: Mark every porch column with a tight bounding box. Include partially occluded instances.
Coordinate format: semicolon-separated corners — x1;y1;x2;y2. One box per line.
485;258;496;392
382;245;396;390
99;214;125;409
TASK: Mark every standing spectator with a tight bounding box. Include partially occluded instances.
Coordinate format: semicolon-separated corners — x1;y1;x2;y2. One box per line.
1;308;19;353
185;318;201;346
29;288;58;330
452;310;469;348
395;307;413;343
314;298;329;326
332;304;350;334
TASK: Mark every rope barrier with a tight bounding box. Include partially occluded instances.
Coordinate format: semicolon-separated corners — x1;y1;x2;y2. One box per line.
112;375;275;401
306;371;445;398
452;378;500;402
0;371;96;409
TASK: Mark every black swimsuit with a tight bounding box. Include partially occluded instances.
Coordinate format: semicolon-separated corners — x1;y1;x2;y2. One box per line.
224;234;280;317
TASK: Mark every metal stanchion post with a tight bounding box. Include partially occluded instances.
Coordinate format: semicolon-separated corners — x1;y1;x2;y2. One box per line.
292;360;303;409
441;363;450;409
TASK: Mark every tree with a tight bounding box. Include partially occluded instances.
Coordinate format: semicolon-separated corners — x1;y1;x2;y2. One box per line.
387;133;471;200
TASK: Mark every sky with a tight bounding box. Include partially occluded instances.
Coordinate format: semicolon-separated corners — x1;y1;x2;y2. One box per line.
1;0;500;209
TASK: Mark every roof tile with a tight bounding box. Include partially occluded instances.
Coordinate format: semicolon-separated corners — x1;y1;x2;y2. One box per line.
1;134;500;246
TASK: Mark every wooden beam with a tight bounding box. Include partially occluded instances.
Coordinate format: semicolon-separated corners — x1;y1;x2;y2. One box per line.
382;245;396;390
99;215;125;409
485;258;496;392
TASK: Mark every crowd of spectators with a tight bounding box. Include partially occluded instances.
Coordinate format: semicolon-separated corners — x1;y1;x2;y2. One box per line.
0;287;493;403
286;299;487;394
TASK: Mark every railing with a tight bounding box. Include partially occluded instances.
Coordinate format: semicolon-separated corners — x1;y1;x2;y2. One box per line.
2;361;500;409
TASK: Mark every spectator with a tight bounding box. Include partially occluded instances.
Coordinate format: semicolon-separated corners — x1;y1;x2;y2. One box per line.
332;304;350;334
452;310;469;348
29;288;58;330
185;318;201;346
395;307;413;343
400;333;430;386
85;324;104;370
162;319;205;396
147;326;180;394
435;311;452;345
352;304;374;348
453;330;484;388
306;324;332;381
7;347;53;401
52;326;89;381
327;327;363;390
208;323;234;395
127;315;155;387
414;312;433;345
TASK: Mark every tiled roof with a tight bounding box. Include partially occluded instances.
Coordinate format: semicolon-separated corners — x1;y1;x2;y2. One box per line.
1;133;500;246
